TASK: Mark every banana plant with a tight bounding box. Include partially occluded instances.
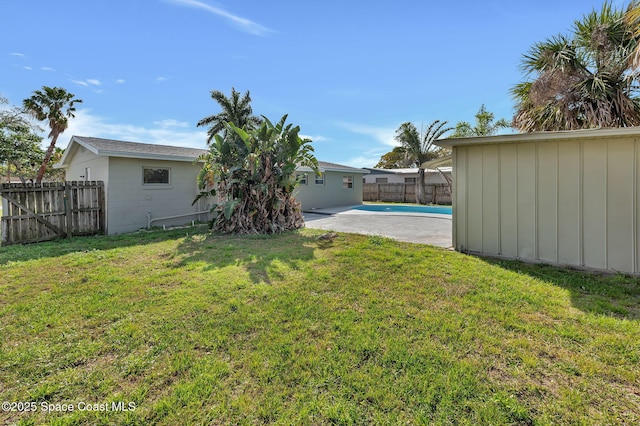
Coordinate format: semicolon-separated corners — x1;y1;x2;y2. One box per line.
194;114;318;234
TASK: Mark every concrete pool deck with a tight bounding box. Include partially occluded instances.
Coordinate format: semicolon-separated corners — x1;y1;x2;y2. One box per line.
303;205;452;248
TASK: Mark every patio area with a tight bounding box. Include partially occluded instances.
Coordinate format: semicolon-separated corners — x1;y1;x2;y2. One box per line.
303;206;452;248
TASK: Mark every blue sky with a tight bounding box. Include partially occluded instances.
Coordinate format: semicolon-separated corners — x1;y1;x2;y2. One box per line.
0;0;629;167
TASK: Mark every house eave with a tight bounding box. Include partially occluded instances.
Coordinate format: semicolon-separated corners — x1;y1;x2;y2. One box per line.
96;151;202;162
436;126;640;149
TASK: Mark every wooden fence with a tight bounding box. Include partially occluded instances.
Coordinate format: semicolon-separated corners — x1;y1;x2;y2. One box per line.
364;183;452;204
0;181;105;245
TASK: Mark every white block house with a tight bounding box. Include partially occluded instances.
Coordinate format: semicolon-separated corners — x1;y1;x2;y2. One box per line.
57;136;368;234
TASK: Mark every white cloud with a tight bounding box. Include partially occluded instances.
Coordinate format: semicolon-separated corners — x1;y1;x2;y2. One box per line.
342;154;381;169
23;66;32;71
167;0;275;36
300;134;329;142
70;78;102;88
338;122;398;147
41;67;55;71
156;76;168;82
115;79;126;84
10;52;27;58
61;109;207;149
153;119;189;128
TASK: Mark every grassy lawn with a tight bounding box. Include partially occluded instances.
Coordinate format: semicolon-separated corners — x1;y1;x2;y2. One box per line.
0;228;639;425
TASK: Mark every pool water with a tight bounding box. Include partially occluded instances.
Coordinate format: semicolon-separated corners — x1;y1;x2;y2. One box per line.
353;204;452;215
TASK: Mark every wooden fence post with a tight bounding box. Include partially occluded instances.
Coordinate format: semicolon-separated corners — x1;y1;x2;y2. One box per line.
64;182;73;238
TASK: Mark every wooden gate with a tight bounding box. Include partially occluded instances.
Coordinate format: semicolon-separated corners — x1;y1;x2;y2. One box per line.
0;181;105;245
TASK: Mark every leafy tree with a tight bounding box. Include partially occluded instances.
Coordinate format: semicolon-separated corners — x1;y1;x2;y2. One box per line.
512;2;640;132
394;120;452;204
1;96;45;183
23;86;82;183
0;125;44;184
374;146;412;168
195;114;318;234
450;105;510;137
197;88;262;144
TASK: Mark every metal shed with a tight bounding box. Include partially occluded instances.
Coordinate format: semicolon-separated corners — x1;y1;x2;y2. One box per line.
436;127;640;275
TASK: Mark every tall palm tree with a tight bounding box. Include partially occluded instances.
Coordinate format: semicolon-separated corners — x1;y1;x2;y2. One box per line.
451;105;510;137
512;2;640;132
197;88;262;145
626;0;640;68
23;86;82;183
395;120;452;204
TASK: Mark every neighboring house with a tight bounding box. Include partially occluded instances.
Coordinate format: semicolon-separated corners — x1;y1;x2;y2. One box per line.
363;167;451;185
56;136;368;234
295;161;369;210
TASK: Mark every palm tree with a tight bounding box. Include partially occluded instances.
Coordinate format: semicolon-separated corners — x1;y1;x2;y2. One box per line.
23;86;82;183
626;1;640;68
512;2;640;132
451;105;510;137
395;120;452;204
197;88;262;144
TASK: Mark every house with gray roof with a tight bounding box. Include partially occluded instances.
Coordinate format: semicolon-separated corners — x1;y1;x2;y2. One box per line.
57;136;211;234
56;136;367;234
295;161;369;211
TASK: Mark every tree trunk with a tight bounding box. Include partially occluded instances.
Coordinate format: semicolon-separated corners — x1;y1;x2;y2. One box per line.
416;168;427;204
35;133;59;183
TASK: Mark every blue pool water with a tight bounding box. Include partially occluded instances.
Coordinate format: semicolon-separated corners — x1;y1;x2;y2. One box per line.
353;204;452;215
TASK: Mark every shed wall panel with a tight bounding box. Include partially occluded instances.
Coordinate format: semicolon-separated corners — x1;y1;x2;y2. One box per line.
466;146;484;252
537;142;558;262
557;141;581;266
482;146;499;254
499;145;518;257
606;140;635;272
581;140;607;270
516;144;536;259
454;148;467;251
637;140;640;273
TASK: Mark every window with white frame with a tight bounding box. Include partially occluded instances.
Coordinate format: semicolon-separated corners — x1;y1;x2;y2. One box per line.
404;177;416;184
343;175;353;189
375;177;388;184
315;173;324;185
297;173;308;185
143;167;170;184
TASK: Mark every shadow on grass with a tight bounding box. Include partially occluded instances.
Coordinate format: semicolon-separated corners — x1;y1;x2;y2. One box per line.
482;256;640;320
174;230;321;284
0;226;209;265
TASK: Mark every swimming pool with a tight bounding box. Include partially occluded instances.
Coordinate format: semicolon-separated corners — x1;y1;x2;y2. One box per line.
353;204;452;215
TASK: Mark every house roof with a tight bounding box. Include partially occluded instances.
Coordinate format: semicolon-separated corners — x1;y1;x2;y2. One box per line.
296;161;369;174
421;155;453;169
56;136;368;174
435;126;640;149
57;136;208;167
318;161;369;174
364;167;451;175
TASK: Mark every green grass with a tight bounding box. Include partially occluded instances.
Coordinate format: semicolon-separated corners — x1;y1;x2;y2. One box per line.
0;228;639;425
